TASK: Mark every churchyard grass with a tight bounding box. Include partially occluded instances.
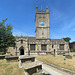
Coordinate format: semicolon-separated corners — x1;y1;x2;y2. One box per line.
36;52;75;72
0;59;25;75
0;59;41;75
70;52;75;56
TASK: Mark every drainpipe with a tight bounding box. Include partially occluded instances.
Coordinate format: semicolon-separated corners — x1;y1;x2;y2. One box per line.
27;37;30;55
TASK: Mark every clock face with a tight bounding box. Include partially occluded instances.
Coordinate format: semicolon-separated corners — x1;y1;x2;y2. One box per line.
40;22;44;26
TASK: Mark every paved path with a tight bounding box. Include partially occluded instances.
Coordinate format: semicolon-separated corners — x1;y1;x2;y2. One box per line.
35;59;70;75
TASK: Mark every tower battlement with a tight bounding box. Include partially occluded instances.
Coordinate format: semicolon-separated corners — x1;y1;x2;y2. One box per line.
35;6;50;39
36;6;49;14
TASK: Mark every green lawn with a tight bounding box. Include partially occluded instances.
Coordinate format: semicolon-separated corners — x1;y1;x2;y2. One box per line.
0;52;75;75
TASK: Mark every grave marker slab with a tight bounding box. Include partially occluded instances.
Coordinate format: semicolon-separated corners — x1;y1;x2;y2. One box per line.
24;62;42;75
19;56;36;68
65;55;72;59
5;56;18;62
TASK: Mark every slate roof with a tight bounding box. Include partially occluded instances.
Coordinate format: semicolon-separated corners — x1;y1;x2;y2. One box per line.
28;37;36;42
51;39;65;42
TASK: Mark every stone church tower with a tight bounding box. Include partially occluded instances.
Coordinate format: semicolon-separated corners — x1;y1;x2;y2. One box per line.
6;6;70;56
35;6;50;39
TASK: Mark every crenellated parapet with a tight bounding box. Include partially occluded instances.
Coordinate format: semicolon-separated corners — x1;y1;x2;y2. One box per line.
36;6;49;14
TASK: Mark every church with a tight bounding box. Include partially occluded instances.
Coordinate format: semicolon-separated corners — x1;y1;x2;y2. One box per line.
7;6;70;56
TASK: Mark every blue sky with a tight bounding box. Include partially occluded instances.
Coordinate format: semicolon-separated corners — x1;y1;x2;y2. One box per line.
0;0;75;42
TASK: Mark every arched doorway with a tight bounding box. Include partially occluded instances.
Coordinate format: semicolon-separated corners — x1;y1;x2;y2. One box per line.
19;46;24;55
54;49;56;55
20;49;24;55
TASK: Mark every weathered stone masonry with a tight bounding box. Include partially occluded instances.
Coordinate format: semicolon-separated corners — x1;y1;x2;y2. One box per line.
7;6;70;56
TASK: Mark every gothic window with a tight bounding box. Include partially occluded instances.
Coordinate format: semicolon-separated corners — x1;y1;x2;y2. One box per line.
59;44;64;50
39;40;40;42
30;44;35;50
43;16;46;19
42;31;44;35
39;16;41;18
39;15;42;18
41;44;46;50
21;40;23;44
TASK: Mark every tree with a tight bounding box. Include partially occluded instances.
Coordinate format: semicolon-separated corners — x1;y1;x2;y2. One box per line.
0;18;15;53
62;37;71;42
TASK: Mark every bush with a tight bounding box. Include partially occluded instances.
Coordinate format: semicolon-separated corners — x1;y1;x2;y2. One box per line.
0;56;5;59
0;52;4;55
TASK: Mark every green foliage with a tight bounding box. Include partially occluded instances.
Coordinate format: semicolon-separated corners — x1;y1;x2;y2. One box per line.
0;18;15;53
62;37;71;42
0;56;5;59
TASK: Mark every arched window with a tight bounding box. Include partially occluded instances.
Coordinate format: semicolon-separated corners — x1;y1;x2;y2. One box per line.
21;40;23;44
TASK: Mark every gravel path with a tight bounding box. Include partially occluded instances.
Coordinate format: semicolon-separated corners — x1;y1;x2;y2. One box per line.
35;59;71;75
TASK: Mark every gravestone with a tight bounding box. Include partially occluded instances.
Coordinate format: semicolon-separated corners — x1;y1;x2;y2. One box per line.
24;62;42;75
73;54;75;57
63;53;70;56
65;54;72;59
19;55;36;68
5;56;18;62
19;55;43;75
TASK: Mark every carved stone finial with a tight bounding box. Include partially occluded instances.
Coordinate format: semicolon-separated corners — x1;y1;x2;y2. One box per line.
36;5;38;13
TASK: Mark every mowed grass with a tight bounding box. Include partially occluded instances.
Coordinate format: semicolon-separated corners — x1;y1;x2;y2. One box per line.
36;52;75;72
0;59;25;75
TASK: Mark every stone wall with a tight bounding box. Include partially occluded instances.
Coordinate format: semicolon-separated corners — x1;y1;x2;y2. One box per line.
7;40;70;56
